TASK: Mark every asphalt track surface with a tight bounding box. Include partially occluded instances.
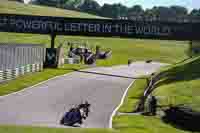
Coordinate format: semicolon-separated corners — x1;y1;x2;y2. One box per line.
0;62;166;128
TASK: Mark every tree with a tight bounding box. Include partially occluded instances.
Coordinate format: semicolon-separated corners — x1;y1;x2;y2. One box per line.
128;5;144;15
143;6;188;21
128;5;144;20
8;0;24;2
63;0;84;10
33;0;73;8
100;3;128;18
116;3;128;18
100;4;114;18
190;9;200;18
78;0;101;15
152;6;172;20
32;0;57;7
189;9;200;22
31;0;195;21
170;6;188;16
144;8;157;21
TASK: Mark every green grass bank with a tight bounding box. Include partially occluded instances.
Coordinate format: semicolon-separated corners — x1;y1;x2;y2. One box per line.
113;56;200;133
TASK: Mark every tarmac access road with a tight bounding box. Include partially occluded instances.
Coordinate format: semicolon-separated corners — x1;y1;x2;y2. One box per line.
0;61;167;128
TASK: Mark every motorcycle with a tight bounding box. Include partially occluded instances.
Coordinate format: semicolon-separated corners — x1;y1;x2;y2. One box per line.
60;102;91;126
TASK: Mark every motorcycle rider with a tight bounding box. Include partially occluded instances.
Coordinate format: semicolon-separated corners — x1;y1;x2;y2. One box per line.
60;101;91;126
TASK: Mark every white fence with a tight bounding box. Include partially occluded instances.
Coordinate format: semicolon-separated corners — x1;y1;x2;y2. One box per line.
0;43;46;83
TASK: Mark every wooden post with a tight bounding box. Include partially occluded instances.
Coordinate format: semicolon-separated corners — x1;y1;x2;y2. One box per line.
190;40;200;56
51;34;56;49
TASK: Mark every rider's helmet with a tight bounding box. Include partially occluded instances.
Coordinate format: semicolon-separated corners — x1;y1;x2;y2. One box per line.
69;105;77;112
85;101;90;107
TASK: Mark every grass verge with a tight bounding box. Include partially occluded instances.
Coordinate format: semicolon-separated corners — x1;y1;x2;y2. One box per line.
0;125;116;133
113;115;188;133
118;79;148;113
152;56;200;111
113;56;200;133
113;80;192;133
1;33;189;66
0;64;85;96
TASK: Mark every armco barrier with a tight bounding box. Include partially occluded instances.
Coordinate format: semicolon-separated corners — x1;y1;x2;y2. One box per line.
39;63;43;71
65;58;80;64
15;68;19;77
25;64;31;73
0;63;44;83
0;71;3;83
19;66;25;75
0;43;46;83
36;64;40;72
32;64;36;72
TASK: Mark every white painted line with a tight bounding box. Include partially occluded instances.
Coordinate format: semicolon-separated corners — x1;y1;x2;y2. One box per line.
0;72;73;99
109;80;135;128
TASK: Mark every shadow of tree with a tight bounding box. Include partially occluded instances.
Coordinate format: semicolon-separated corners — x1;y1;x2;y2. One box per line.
162;107;200;132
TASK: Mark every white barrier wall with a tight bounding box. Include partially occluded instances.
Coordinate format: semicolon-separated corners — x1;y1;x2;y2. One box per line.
0;43;46;83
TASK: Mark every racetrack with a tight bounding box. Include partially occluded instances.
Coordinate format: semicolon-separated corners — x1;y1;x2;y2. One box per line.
0;62;166;128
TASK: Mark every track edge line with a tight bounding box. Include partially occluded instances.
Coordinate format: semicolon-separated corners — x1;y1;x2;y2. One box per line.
109;80;135;128
0;72;73;99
